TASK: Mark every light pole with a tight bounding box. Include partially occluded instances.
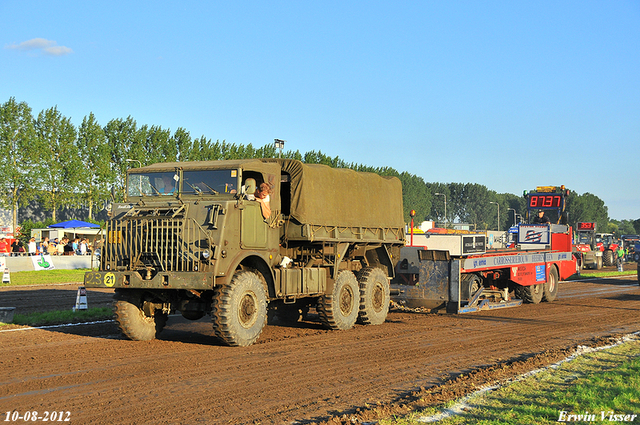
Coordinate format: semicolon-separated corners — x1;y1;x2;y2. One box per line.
274;139;286;158
507;208;516;227
489;202;500;231
434;192;447;227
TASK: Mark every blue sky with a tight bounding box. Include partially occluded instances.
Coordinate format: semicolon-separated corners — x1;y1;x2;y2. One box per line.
2;1;639;220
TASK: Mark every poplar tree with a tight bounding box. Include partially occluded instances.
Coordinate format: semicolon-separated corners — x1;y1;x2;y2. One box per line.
76;113;110;220
33;106;80;221
0;97;36;235
104;117;143;201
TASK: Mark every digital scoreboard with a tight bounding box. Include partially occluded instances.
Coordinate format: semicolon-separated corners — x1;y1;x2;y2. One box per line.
527;194;563;209
576;222;596;231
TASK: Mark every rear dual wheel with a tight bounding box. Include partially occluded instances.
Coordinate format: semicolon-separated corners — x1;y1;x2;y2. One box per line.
318;270;360;330
357;267;390;325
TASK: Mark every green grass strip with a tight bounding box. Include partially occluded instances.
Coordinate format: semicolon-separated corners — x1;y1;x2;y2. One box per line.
0;307;113;327
0;269;89;287
387;338;640;425
565;270;637;280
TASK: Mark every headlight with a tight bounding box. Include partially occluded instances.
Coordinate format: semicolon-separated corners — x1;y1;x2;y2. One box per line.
201;250;211;260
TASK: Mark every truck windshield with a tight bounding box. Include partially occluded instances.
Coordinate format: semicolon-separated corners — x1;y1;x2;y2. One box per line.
576;233;591;244
182;169;238;195
128;172;179;197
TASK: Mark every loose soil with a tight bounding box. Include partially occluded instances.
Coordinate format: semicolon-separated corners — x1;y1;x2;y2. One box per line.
0;268;638;425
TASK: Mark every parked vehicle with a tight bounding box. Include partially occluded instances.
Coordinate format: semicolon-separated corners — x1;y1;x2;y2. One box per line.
621;235;640;262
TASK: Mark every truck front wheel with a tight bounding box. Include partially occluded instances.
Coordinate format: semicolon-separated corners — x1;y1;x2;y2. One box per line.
113;290;168;341
357;267;390;325
318;270;359;330
212;270;267;347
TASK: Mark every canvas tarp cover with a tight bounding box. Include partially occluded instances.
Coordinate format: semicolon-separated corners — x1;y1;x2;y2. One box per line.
269;159;404;229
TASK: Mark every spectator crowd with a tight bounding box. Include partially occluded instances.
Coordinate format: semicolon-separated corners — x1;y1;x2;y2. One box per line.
0;236;93;256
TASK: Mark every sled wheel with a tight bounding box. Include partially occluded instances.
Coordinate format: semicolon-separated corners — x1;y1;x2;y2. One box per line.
543;267;559;302
515;282;544;304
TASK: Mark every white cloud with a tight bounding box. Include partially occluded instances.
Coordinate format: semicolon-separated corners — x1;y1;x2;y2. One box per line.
5;38;73;56
43;45;73;56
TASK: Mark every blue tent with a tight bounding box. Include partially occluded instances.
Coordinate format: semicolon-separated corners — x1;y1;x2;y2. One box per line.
48;220;100;229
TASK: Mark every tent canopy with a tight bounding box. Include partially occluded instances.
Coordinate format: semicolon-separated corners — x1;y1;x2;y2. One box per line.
48;220;100;229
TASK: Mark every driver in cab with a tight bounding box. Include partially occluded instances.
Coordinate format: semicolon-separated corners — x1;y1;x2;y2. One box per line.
159;175;176;195
532;210;550;224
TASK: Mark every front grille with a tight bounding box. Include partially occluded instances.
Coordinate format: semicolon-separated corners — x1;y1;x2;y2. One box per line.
101;218;213;273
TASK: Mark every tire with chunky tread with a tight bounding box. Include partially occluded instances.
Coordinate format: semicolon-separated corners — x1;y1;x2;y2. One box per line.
113;290;167;341
515;282;544;304
603;250;614;267
211;270;267;347
543;267;559;302
461;273;481;301
318;270;359;330
356;267;390;325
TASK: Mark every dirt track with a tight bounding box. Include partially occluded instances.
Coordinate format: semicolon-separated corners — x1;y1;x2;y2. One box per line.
1;272;639;424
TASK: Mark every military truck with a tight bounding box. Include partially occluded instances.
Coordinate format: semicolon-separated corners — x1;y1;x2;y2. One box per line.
85;159;405;346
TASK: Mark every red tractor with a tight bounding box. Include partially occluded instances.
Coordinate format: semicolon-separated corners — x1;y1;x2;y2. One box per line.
595;233;620;267
574;222;603;270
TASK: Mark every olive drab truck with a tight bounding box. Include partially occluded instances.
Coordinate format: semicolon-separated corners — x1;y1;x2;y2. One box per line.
84;159;405;346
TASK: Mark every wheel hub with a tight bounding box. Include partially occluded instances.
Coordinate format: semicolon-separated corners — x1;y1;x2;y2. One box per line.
372;283;384;312
239;293;258;328
339;286;354;316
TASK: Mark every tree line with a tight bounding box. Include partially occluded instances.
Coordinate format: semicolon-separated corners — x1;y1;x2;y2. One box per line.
2;97;638;238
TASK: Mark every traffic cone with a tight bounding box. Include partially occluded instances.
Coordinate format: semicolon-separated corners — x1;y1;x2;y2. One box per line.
73;286;88;311
2;268;9;284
